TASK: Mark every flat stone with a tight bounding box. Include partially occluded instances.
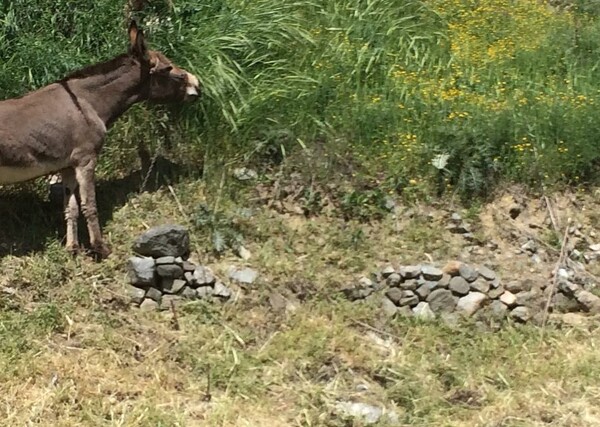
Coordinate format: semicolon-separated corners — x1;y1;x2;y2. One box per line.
399;265;421;279
334;401;398;425
470;278;490;294
488;300;508;319
197;286;214;299
381;266;396;278
490;278;502;288
505;281;524;293
181;287;198;299
233;167;258;181
213;282;232;299
127;285;145;305
174;257;184;265
400;279;418;291
399;295;419;307
488;285;505;299
458;264;479;282
450;212;462;222
422;265;443;281
162;278;186;294
160;294;183;311
589;243;600;252
155;256;176;265
184;271;195;285
500;291;517;307
381;297;398;317
127;257;156;288
412;302;435;320
515;290;540;307
415;284;431;299
387;273;401;286
358;277;374;288
552;292;580;313
521;240;537;253
511;306;531;322
426;289;457;314
156;264;184;279
397;305;414;317
182;261;196;272
477;266;496;281
145;287;162;302
133;224;190;258
457;292;487;317
575;290;600;314
194;266;216;286
438;274;451;288
140;298;159;312
229;267;259;285
449;277;470;296
385;288;403;305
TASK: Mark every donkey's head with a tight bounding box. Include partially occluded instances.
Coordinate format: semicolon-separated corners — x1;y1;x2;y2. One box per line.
128;21;201;103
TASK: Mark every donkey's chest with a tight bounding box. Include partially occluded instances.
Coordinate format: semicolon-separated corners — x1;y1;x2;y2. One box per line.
0;163;67;184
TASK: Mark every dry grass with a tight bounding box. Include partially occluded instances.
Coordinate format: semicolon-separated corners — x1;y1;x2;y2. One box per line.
1;180;600;426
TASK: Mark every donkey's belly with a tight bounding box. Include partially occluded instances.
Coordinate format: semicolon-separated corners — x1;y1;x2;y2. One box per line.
0;163;66;184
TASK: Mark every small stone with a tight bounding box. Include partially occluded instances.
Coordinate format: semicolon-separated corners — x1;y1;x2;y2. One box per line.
521;240;537;253
500;291;517;307
181;287;198;299
182;261;196;272
515;290;540;307
422;265;443;281
470;278;490;293
511;306;531;322
385;288;403;305
156;264;184;279
387;273;401;286
197;286;214;299
237;245;252;260
140;298;159;312
184;271;195;285
399;265;421;279
488;300;508;319
127;257;156;288
155;256;176;265
194;266;216;286
400;294;419;307
488;285;505;299
458;264;479;282
397;305;414;317
133;224;190;258
490;278;502;288
552;292;580;313
575;290;600;314
127;285;145;305
400;280;418;291
381;266;396;278
145;287;162;302
174;257;184;265
589;243;600;252
358;277;374;288
449;276;470;296
450;212;462;222
415;284;431;299
233;167;258;181
381;297;398;317
426;289;457;314
442;261;462;276
160;294;183;311
413;302;435;320
438;274;451;288
162;278;187;294
229;267;259;285
505;281;524;293
213;282;232;299
457;292;487;317
477;266;496;281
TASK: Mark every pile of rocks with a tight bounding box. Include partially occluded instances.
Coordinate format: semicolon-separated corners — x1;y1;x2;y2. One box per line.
126;224;232;311
345;261;600;322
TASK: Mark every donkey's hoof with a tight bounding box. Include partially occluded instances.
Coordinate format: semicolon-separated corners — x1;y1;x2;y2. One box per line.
90;243;112;261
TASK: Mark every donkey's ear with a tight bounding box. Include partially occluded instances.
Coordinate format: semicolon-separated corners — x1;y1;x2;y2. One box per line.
128;20;148;59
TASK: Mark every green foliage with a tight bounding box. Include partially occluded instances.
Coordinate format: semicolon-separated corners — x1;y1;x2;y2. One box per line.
193;202;245;255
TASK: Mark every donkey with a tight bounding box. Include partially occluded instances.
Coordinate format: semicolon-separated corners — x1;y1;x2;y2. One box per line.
0;21;200;259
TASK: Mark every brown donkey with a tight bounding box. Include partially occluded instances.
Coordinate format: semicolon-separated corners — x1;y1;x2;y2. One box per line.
0;21;200;259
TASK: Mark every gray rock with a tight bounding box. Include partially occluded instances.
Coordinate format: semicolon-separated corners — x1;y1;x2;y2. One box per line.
160;294;183;311
511;306;531;322
162;278;186;294
515;290;540;307
415;284;431;299
488;285;505;299
213;282;232;299
422;265;443;281
399;265;421;279
457;292;487;317
521;240;537;253
590;243;600;252
334;401;398;425
552;292;580;313
174;256;184;265
133;224;190;258
358;276;374;288
400;294;420;307
385;288;403;305
505;281;524;293
381;266;396;278
127;257;156;288
381;297;398;318
197;286;214;299
397;305;414;317
182;261;196;272
575;290;600;314
387;273;401;286
427;289;457;313
450;212;462;222
184;271;195;285
459;264;479;282
477;266;496;281
155;256;176;265
145;287;162;302
127;285;146;305
490;278;502;288
181;287;198;299
449;277;470;296
500;291;517;307
488;300;508;319
156;264;184;279
438;274;451;288
400;279;418;291
470;278;490;294
233;167;258;181
413;302;435;320
229;267;259;285
194;266;216;286
140;298;159;312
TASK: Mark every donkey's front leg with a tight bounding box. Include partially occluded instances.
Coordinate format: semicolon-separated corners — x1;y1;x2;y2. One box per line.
75;159;111;259
60;168;81;255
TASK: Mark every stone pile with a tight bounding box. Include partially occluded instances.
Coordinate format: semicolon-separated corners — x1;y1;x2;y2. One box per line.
127;224;232;311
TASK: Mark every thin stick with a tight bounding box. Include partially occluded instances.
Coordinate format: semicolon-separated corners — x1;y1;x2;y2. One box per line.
170;300;180;331
168;184;189;223
541;221;571;338
351;319;403;341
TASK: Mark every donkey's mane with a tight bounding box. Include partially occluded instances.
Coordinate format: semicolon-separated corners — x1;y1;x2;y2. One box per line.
59;53;133;82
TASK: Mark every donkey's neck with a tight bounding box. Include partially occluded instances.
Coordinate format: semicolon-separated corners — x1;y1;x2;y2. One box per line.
64;59;147;127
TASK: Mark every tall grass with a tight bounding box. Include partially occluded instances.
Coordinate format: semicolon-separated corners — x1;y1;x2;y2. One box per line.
1;0;600;201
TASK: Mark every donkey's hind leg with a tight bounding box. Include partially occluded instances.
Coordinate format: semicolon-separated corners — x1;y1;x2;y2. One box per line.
60;168;81;255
